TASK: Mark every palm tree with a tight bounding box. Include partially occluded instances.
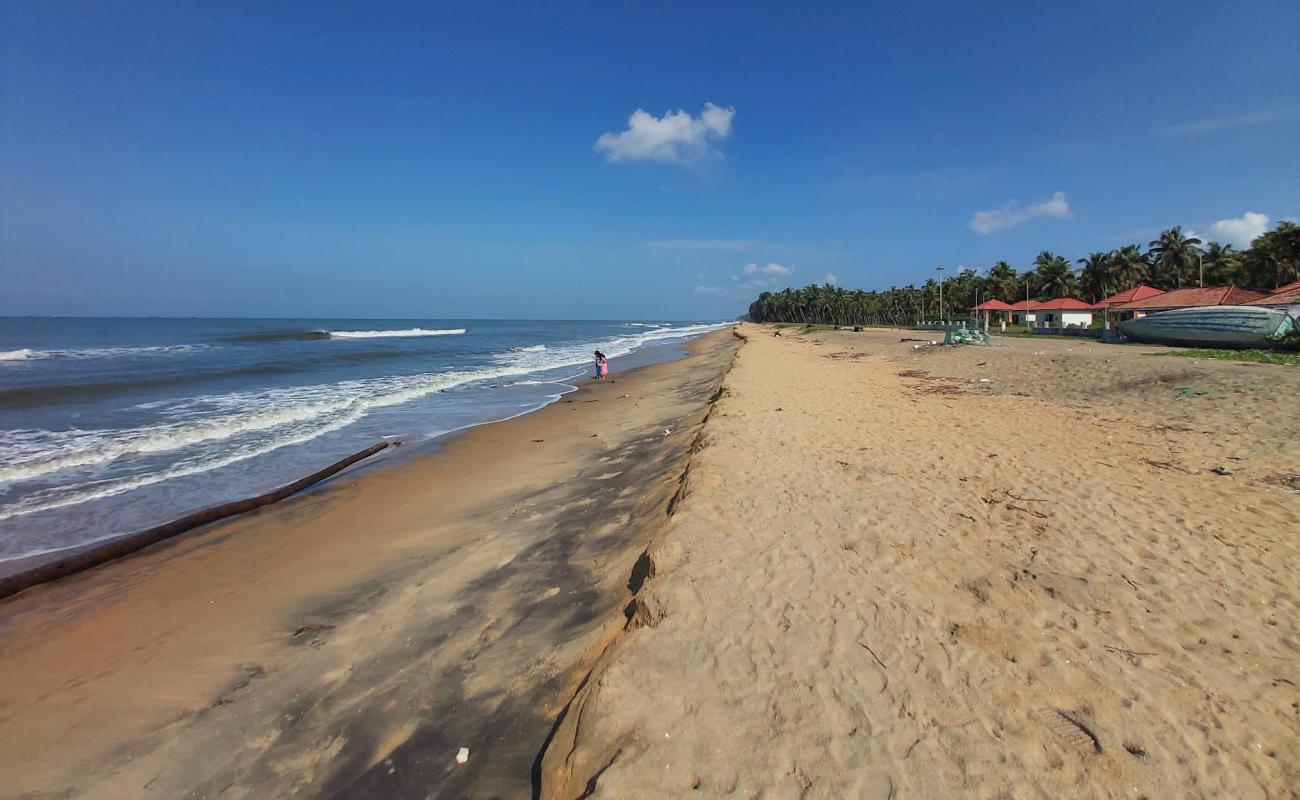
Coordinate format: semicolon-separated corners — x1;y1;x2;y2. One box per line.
1033;251;1079;297
1241;221;1300;289
1201;242;1244;286
984;261;1019;302
1148;226;1203;289
1107;245;1150;289
1077;252;1111;301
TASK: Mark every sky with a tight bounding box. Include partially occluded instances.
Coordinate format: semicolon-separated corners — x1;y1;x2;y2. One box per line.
2;1;1298;320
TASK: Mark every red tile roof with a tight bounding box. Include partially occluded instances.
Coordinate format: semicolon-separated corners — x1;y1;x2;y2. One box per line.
972;299;1014;310
1246;284;1300;306
1095;285;1164;308
1034;297;1100;311
1113;285;1268;310
1003;300;1044;311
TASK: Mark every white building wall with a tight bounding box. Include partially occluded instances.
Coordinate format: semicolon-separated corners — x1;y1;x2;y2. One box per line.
1059;310;1094;328
1035;310;1093;328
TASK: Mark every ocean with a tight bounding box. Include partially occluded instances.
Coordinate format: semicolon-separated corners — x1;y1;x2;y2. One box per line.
0;318;727;563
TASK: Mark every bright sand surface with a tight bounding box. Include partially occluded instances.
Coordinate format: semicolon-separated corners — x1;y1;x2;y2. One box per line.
0;331;740;798
3;324;1297;799
542;325;1299;798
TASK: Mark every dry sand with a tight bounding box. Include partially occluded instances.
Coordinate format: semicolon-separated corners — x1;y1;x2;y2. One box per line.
541;325;1299;799
0;331;740;799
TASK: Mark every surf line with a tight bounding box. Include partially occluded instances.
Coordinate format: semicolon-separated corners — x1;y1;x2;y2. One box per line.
0;441;397;602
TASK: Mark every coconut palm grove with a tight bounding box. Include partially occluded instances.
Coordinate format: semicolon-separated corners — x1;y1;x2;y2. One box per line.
747;221;1300;326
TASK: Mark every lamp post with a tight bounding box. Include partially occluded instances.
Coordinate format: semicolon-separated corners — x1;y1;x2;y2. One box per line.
936;265;945;324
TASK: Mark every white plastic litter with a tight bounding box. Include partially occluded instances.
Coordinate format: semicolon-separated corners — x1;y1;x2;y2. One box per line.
456;747;470;764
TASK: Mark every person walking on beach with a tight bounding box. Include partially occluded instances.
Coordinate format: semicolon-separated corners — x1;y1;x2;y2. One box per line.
594;350;608;380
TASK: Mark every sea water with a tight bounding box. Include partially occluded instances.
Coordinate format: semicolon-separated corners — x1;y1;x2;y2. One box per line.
0;318;727;562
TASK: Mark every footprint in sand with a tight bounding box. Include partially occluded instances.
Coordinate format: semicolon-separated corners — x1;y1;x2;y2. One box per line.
594;471;623;480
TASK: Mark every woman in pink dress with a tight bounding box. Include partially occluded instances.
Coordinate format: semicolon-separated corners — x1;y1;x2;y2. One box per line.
594;350;608;379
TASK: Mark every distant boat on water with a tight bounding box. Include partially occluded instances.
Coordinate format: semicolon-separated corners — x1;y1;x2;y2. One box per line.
1119;305;1298;350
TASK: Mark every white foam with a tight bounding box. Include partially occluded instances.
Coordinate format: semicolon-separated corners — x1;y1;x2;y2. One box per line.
328;328;466;339
0;344;206;360
0;320;730;522
512;344;546;352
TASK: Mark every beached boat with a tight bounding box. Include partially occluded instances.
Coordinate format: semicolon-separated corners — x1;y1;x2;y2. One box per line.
1119;305;1298;349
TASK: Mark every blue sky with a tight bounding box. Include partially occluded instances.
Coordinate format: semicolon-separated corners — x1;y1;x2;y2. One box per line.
2;1;1298;319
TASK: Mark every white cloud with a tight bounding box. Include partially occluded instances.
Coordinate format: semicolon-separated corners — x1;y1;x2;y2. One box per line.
595;103;735;164
1207;211;1270;248
824;272;838;285
1153;109;1293;138
697;261;797;300
969;191;1071;235
742;262;792;276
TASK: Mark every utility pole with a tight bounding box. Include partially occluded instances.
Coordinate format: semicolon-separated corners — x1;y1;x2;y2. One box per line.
1198;253;1204;288
936;265;945;324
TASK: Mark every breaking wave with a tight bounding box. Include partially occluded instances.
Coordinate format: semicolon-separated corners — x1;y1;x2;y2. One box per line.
328;328;466;339
0;320;729;525
0;345;206;360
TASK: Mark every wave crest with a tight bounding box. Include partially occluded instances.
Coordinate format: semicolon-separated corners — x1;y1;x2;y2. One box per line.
328;328;465;339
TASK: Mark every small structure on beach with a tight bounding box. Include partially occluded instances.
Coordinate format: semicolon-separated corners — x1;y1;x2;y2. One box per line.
972;299;1014;330
1094;285;1165;330
1030;298;1098;329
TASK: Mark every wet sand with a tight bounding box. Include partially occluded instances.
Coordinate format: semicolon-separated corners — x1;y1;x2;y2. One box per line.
544;325;1299;798
0;330;740;799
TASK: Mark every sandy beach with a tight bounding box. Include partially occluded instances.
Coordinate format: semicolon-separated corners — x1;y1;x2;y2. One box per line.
542;325;1299;798
0;331;740;799
3;324;1298;799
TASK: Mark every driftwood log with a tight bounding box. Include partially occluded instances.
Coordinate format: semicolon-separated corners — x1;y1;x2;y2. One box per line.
0;441;394;602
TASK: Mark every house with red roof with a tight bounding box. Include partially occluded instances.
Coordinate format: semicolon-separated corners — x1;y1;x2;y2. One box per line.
1245;280;1300;309
972;299;1013;330
1112;285;1269;316
1094;285;1165;330
1002;299;1042;327
1031;297;1099;329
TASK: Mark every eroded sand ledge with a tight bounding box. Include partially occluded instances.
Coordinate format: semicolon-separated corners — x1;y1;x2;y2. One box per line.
540;324;1299;799
0;330;741;798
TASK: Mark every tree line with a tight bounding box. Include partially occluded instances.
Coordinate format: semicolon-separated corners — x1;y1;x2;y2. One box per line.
747;222;1299;326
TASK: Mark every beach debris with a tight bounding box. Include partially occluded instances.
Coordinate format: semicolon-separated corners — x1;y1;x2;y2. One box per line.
1033;350;1046;356
1050;709;1103;755
455;747;470;764
1174;387;1208;399
944;327;988;345
977;378;992;383
1211;466;1233;476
